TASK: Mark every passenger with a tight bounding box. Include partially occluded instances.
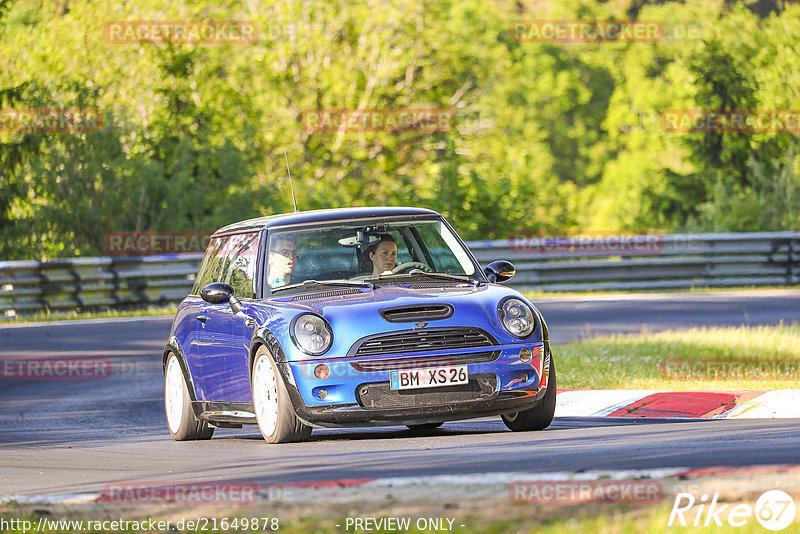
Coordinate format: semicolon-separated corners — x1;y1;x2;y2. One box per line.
268;237;299;288
369;234;398;276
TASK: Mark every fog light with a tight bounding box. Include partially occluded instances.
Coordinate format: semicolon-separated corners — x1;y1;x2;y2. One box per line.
318;389;328;399
314;364;329;379
519;348;532;363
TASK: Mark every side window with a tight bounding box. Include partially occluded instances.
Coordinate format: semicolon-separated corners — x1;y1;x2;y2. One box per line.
220;233;259;298
192;237;226;294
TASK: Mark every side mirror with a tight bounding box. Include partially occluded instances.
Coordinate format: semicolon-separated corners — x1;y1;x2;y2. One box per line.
200;282;242;314
484;260;516;283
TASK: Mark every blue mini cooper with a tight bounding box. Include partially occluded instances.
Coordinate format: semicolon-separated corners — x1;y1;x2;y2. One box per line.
163;207;556;443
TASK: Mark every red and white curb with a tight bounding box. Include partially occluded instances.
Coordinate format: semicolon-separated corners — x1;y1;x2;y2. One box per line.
4;466;800;506
0;469;714;506
555;389;800;419
0;471;685;506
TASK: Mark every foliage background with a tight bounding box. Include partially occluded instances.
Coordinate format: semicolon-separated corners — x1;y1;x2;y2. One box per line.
1;0;799;260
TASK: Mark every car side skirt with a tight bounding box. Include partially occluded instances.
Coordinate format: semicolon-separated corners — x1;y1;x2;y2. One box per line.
191;401;256;427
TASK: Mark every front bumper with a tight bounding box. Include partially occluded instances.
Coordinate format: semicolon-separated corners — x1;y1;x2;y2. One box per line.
279;342;549;427
286;385;548;427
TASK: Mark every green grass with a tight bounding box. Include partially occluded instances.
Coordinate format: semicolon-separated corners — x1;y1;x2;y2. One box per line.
556;322;800;390
0;304;178;324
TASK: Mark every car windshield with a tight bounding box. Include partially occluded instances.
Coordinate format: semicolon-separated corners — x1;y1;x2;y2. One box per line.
265;218;477;291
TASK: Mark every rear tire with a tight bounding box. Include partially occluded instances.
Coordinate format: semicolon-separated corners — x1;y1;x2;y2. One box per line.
502;359;556;431
164;353;214;441
252;346;312;443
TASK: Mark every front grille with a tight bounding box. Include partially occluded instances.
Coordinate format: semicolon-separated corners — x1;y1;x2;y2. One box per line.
380;304;453;322
356;374;497;409
291;289;362;301
349;327;496;357
350;351;498;372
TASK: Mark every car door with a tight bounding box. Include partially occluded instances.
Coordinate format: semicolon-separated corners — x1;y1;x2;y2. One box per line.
199;232;260;402
172;295;207;397
182;237;226;401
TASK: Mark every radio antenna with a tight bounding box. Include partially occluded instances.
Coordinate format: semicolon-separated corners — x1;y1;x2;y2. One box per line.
284;149;298;212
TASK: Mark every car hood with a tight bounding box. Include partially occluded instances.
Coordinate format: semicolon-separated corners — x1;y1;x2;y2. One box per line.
262;283;538;360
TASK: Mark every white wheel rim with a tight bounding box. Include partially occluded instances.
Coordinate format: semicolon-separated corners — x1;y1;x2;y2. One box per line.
165;357;184;433
253;354;279;438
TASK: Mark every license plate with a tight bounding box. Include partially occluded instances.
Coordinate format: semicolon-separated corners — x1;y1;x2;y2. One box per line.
390;365;468;390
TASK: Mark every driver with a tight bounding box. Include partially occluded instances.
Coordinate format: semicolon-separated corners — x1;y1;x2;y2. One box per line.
369;234;398;276
268;236;299;288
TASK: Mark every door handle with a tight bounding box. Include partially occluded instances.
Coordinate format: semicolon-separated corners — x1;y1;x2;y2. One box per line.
196;314;209;323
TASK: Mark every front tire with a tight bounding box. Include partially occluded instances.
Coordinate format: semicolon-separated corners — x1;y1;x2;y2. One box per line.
251;346;312;443
502;359;556;431
164;353;214;441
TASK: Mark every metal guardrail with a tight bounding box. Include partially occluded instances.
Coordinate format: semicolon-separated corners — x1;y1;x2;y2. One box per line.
0;254;203;315
470;231;800;291
0;232;798;315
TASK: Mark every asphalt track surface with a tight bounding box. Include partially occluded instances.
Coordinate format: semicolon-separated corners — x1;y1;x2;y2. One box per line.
1;290;798;497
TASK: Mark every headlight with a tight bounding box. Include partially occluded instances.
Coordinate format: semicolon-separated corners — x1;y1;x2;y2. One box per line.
291;314;333;355
498;298;536;338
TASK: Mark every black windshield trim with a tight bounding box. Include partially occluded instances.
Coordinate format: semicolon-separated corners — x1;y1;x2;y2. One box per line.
366;272;481;286
270;279;374;294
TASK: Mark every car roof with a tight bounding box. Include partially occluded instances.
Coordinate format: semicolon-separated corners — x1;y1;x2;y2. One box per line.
212;206;442;236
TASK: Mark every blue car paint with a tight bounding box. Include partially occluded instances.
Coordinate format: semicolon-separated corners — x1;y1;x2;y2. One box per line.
171;297;208;400
196;301;252;402
169;283;545;406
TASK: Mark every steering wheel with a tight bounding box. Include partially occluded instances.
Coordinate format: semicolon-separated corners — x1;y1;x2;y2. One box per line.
392;262;433;274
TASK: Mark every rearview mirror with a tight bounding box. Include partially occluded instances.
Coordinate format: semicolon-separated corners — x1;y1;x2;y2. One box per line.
484;260;515;283
338;230;381;248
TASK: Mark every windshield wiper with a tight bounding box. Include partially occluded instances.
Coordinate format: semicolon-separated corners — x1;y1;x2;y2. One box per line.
372;271;480;285
271;279;374;293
